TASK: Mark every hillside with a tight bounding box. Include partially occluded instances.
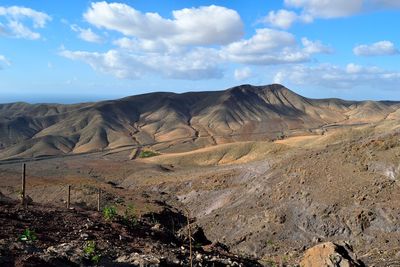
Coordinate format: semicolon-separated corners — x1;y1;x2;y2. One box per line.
0;196;261;266
0;84;399;160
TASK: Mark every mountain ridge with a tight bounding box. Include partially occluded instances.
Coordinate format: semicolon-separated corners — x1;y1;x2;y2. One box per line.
1;84;399;160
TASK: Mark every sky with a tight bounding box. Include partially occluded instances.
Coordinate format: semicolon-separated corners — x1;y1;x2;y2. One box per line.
0;0;400;103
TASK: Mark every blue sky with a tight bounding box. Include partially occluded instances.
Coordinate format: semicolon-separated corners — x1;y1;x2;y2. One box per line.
0;0;400;103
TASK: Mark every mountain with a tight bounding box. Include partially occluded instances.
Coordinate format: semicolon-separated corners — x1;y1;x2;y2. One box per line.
0;84;399;160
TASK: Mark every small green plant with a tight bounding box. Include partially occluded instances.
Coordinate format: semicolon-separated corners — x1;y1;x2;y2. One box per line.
260;258;277;267
19;228;37;242
139;150;160;158
150;213;159;225
276;132;285;140
123;204;138;227
83;240;101;264
103;205;117;221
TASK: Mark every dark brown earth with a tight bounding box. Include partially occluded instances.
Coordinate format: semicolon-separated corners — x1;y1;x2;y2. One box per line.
0;197;261;266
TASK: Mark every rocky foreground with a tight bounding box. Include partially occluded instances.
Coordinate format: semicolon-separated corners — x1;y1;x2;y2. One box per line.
0;194;368;267
0;196;261;267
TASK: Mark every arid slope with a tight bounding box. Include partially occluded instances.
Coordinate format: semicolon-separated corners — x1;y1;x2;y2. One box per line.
1;84;399;160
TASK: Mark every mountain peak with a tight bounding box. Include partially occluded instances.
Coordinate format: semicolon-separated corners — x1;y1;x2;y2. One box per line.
0;84;398;160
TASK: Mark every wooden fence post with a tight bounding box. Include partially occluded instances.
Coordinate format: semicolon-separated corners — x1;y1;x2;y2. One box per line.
97;188;101;212
67;185;71;209
21;163;26;206
184;207;193;267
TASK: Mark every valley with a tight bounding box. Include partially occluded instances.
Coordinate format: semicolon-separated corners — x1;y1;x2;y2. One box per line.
1;84;400;265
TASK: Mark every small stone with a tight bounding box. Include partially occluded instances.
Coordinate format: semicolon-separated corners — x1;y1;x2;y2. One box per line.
151;224;161;231
195;253;203;261
80;233;89;239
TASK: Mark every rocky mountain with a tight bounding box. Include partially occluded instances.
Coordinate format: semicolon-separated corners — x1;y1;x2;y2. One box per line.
0;84;399;160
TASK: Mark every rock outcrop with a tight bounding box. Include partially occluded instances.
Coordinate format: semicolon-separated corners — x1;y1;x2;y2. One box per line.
301;242;365;267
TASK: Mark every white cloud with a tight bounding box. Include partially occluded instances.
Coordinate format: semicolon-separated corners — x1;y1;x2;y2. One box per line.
345;63;380;74
59;47;223;80
274;63;400;89
284;0;363;18
84;2;243;46
273;71;285;84
369;0;400;9
353;41;399;56
221;28;331;65
224;28;295;55
61;4;331;81
301;37;333;54
0;6;50;27
278;0;400;28
71;24;103;43
234;67;252;81
77;28;102;43
265;0;400;29
7;20;40;40
263;9;298;29
113;37;172;53
261;9;312;29
0;54;10;68
0;5;51;40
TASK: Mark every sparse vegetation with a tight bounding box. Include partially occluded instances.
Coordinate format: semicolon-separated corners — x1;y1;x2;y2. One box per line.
139;150;160;158
19;228;37;242
150;213;159;225
276;132;286;140
103;205;117;221
260;258;278;267
123;203;138;227
83;240;101;264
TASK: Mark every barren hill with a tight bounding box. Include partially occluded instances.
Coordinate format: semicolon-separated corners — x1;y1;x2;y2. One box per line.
0;84;399;160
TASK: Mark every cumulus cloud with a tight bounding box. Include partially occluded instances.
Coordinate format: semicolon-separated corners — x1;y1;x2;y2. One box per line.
301;37;333;54
265;0;400;29
59;47;223;80
71;24;103;43
60;3;331;81
234;67;252;81
284;0;363;18
0;5;51;40
221;28;331;65
353;41;399;56
62;25;331;80
84;2;243;46
62;2;245;80
273;63;400;89
261;9;312;29
113;37;173;53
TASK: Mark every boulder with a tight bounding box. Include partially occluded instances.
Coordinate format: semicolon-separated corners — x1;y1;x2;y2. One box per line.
301;242;365;267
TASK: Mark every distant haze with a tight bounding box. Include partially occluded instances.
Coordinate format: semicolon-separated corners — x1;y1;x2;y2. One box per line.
0;94;124;104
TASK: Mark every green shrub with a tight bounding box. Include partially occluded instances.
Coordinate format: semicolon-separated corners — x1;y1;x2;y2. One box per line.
123;204;138;227
139;150;160;158
19;228;37;242
83;240;101;264
103;205;117;221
